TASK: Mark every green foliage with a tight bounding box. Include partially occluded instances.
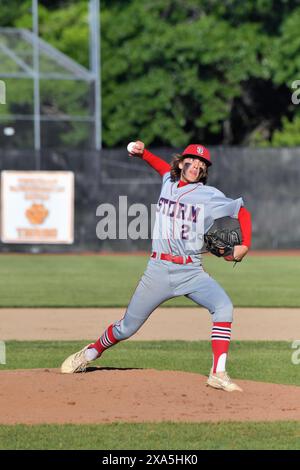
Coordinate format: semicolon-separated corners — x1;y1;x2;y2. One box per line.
271;113;300;146
0;0;31;27
101;4;270;146
0;2;91;148
13;2;89;68
1;0;300;147
256;7;300;146
269;7;300;86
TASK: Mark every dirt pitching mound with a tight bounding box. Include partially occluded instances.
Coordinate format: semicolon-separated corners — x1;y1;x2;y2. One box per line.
0;368;299;425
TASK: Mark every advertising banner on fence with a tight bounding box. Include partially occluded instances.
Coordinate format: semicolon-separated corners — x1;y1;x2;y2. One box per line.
1;171;74;244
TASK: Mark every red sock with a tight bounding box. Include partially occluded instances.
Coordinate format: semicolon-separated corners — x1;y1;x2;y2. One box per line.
88;324;119;357
211;322;231;373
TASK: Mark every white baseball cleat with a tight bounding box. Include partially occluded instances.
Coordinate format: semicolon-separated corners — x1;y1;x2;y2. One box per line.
61;345;92;374
206;370;243;392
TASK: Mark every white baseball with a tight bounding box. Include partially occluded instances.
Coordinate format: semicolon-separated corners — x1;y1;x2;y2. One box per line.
127;142;136;153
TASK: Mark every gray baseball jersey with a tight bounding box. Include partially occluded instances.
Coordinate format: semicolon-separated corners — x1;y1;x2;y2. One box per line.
112;172;243;341
152;171;244;262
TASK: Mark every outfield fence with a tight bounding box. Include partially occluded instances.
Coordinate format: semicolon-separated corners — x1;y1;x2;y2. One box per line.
0;146;299;252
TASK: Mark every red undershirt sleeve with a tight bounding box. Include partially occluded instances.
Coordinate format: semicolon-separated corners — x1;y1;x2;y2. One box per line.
238;207;252;248
142;149;171;176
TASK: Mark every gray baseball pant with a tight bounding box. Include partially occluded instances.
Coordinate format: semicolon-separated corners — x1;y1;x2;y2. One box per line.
112;258;233;340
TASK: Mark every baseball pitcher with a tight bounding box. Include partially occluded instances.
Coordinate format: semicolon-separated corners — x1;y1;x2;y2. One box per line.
61;142;252;392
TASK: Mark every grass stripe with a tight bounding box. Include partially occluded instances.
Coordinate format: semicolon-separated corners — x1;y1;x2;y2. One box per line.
0;255;299;307
1;422;300;450
1;340;299;386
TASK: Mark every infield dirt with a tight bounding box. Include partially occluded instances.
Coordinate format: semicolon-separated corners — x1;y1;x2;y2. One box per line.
1;307;299;425
1;307;299;341
0;368;300;425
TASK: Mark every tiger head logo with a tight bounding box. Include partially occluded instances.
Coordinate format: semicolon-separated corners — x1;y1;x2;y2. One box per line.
26;204;49;225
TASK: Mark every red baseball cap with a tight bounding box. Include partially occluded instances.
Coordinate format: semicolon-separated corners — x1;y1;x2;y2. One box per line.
181;144;212;166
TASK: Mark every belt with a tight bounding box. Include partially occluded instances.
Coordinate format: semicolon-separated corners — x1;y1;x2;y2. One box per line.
151;252;192;264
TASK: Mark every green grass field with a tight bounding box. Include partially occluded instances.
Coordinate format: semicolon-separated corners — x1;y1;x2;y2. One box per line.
0;254;299;307
1;340;299;386
1;422;300;450
0;340;299;450
0;253;299;450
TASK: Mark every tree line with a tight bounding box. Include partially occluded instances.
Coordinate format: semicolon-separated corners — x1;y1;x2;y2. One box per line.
1;0;300;148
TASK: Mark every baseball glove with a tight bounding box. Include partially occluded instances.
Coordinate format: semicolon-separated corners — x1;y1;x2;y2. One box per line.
204;217;242;261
